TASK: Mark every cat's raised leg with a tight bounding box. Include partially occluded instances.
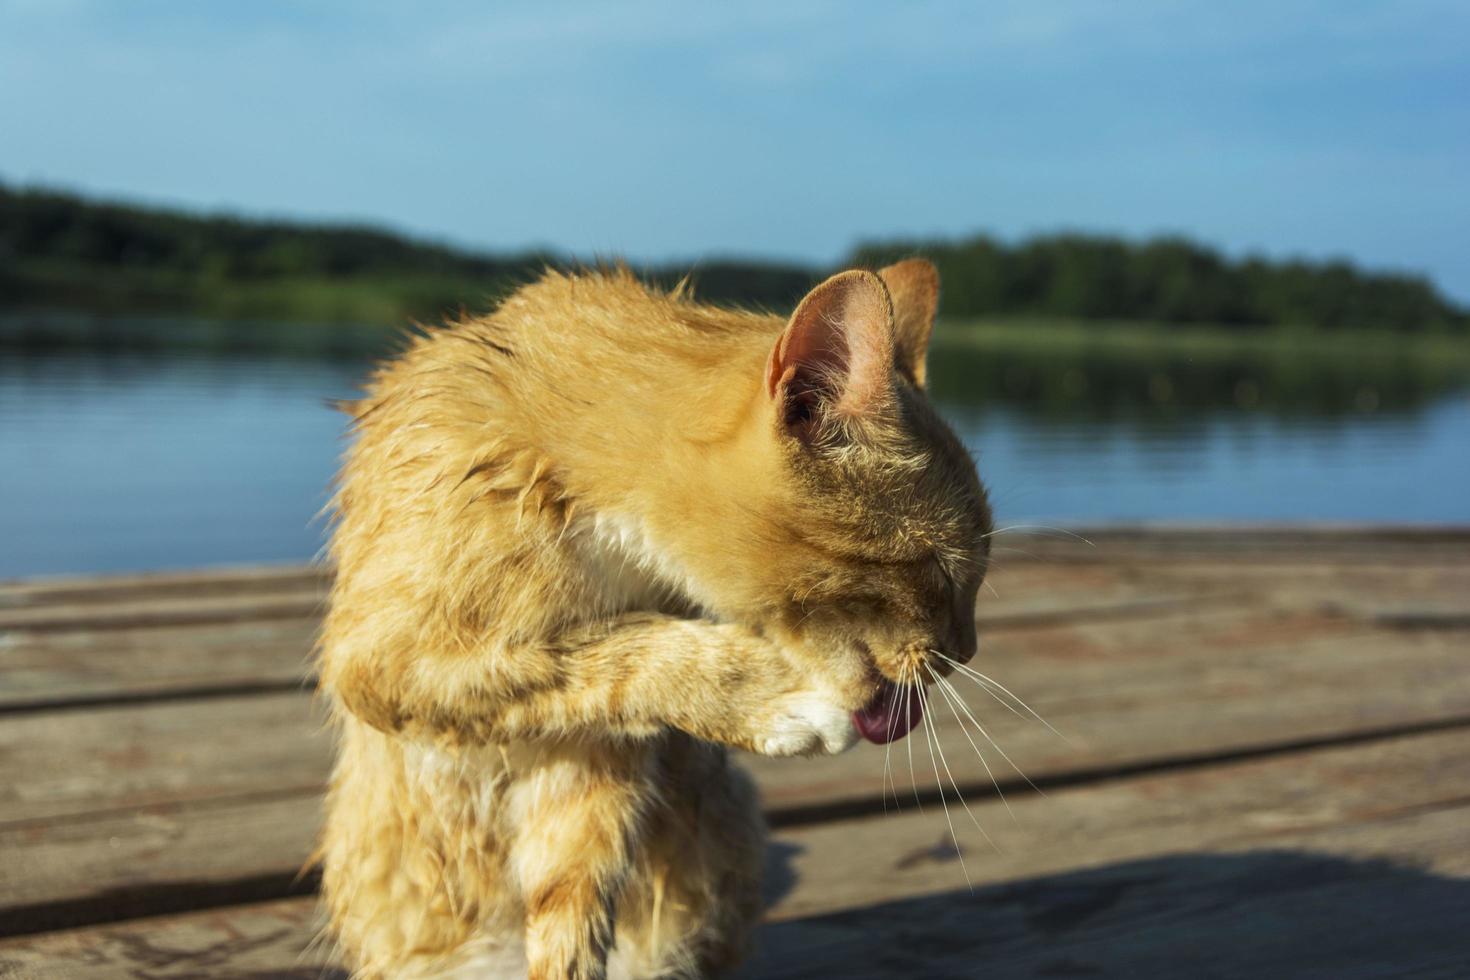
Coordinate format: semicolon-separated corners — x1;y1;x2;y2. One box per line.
326;615;861;760
509;747;653;980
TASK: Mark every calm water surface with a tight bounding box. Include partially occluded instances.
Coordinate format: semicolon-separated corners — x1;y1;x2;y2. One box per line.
2;343;1467;577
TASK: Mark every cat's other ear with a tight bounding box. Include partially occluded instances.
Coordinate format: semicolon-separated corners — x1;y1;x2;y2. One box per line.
765;270;895;440
878;258;939;388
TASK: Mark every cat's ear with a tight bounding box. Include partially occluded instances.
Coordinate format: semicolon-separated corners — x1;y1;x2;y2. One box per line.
878;258;939;388
766;270;895;439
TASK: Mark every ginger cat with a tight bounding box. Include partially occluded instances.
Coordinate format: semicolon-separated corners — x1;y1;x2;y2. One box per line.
317;259;992;978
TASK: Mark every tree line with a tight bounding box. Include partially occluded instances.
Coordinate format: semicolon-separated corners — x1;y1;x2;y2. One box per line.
853;236;1465;331
2;183;1463;331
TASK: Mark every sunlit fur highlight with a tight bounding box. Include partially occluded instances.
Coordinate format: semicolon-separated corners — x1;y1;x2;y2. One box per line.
316;259;991;978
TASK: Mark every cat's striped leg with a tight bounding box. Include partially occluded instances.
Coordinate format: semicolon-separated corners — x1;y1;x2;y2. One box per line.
626;742;766;978
508;747;652;980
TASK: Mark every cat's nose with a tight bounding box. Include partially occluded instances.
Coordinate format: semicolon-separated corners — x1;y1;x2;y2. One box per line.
921;623;978;678
950;620;978;665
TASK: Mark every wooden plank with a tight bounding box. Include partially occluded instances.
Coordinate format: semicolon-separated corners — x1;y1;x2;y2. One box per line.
0;619;317;711
1;560;1460;713
3;524;1464;611
1099;555;1470;617
0;693;328;824
7;538;1464;626
0;899;336;979
4;729;1467;976
0;792;322;937
6;542;1467;712
3;611;1468;932
4;534;1464;710
7;607;1468;828
0;558;1216;627
0;564;326;608
0;591;326;634
0;560;1237;710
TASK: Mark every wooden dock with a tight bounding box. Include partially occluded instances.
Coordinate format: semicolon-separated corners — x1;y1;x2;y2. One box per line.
2;528;1468;978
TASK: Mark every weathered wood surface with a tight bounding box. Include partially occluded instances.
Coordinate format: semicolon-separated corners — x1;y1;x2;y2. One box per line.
1;529;1467;977
6;531;1468;710
5;729;1468;978
6;608;1468;926
0;560;1221;711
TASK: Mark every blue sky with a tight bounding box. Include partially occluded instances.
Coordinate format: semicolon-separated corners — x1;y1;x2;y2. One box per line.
3;1;1467;299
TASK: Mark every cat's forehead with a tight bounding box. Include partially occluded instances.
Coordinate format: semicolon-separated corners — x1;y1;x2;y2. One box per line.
836;446;989;561
868;394;991;561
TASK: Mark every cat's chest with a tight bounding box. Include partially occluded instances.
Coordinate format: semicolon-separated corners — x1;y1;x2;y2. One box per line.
576;510;696;615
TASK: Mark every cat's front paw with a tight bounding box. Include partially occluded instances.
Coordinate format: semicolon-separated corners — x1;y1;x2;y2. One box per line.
759;694;859;757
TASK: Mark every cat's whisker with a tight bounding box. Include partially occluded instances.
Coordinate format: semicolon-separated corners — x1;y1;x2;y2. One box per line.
986;545;1048;563
927;665;1017;824
881;664;903;814
916;682;974;887
902;670;923;813
962;668;1068;745
980;524;1095;547
936;652;1070;744
931;651;1029;723
922;664;1001;851
936;671;1046;798
881;741;894;814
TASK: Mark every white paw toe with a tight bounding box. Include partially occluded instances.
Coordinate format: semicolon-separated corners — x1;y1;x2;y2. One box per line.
761;695;858;757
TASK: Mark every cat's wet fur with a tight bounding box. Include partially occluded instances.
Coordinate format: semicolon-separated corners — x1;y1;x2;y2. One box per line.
317;259;991;978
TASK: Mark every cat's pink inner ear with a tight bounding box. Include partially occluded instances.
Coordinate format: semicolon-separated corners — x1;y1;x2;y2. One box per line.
767;271;895;420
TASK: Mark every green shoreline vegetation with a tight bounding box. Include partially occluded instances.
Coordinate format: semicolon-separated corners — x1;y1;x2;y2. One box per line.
927;321;1470;419
3;182;1466;336
935;318;1470;364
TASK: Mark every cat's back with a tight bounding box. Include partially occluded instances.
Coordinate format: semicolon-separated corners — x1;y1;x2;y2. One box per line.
361;268;769;415
487;267;776;382
345;269;775;491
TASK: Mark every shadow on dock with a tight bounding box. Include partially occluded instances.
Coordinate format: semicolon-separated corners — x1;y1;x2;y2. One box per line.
746;848;1470;978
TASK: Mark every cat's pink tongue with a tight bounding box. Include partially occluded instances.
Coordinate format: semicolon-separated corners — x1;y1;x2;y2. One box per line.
852;681;924;744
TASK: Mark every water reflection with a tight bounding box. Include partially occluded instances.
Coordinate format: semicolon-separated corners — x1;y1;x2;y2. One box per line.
926;338;1468;421
920;338;1470;527
1;330;1467;577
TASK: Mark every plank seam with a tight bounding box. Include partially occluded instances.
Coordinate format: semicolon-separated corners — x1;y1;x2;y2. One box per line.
0;608;323;634
0;871;323;941
0;678;318;718
0;783;326;836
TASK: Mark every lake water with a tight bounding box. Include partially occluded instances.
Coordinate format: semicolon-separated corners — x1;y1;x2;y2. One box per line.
2;338;1468;578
